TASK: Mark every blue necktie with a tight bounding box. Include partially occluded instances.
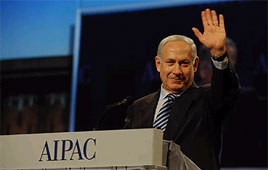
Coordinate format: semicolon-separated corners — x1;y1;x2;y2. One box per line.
153;93;178;131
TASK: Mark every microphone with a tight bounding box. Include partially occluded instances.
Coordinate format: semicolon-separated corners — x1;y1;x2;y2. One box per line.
105;96;135;110
96;96;135;130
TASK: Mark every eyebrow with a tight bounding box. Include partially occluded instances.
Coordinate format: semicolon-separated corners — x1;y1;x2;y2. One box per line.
165;58;192;63
166;58;175;61
179;59;191;63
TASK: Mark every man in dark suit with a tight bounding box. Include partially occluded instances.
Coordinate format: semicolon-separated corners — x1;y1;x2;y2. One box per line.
125;9;240;170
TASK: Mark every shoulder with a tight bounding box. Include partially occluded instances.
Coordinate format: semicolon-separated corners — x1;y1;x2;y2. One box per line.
187;83;210;95
179;84;211;101
201;84;211;89
132;91;159;106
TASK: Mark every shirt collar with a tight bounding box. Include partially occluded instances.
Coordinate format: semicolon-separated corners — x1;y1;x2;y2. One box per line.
160;84;183;100
160;85;170;100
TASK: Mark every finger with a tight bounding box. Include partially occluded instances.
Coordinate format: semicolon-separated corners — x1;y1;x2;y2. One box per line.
192;27;203;41
219;14;225;28
201;11;208;30
205;8;213;25
211;10;218;26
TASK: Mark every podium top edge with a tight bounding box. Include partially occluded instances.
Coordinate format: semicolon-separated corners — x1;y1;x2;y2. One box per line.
0;128;163;137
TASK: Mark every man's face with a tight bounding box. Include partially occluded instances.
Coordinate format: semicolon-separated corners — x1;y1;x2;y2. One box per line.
155;40;199;94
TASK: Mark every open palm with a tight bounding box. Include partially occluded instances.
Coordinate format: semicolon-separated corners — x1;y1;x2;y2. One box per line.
192;9;226;57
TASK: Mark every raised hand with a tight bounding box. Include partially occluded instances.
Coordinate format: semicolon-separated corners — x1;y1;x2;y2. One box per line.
192;8;226;58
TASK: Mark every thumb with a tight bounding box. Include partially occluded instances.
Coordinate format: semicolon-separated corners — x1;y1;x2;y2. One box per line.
192;27;203;41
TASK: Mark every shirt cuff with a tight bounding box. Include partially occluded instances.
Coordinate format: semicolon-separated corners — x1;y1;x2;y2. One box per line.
211;57;229;70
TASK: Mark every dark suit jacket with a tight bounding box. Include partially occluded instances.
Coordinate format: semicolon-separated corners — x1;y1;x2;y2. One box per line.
125;62;240;170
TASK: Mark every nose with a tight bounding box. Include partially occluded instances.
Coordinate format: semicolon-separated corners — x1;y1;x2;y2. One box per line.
173;63;182;75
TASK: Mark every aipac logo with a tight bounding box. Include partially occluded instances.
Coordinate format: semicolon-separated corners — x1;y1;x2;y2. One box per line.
39;138;96;161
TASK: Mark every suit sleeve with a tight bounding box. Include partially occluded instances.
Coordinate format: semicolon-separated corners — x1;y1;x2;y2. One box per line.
209;55;241;123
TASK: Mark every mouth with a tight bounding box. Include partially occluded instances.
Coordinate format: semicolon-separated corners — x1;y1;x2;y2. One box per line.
171;78;185;83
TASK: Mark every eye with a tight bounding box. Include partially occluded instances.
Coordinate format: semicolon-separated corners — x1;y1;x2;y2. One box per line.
182;63;189;66
180;60;190;67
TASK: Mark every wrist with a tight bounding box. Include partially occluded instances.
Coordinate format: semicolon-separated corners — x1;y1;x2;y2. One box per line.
212;51;228;61
210;46;227;60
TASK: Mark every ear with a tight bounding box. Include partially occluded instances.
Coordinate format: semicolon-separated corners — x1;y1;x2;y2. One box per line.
155;56;161;72
193;57;199;72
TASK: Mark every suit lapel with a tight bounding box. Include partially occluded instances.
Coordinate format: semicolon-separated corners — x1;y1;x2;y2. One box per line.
138;90;160;128
164;83;199;140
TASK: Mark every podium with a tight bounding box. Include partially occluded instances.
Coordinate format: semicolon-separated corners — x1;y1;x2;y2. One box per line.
0;129;200;170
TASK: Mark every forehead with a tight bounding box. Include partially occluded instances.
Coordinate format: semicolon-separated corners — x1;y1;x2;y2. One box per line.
162;40;192;59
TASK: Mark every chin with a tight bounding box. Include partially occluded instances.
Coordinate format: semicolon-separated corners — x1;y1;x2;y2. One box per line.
169;84;184;93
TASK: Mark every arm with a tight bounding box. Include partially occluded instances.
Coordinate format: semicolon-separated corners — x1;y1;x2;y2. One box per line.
193;9;240;121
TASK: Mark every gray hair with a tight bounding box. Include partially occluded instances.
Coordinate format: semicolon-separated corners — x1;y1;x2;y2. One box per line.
157;35;198;63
